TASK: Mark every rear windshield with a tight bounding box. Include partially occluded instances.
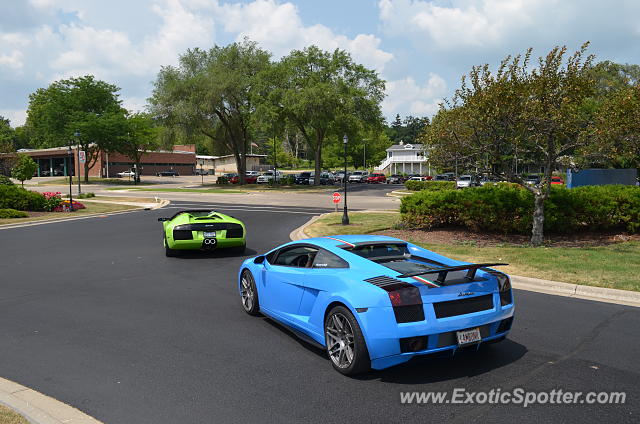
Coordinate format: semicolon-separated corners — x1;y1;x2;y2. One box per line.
346;242;476;285
459;176;471;180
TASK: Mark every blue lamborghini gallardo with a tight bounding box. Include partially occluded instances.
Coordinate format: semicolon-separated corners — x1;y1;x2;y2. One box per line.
238;235;515;375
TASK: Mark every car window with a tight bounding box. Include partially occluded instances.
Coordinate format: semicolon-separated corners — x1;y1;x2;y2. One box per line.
312;249;349;269
272;245;319;268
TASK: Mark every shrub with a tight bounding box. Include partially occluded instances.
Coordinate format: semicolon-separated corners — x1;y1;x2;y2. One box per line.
66;192;95;199
0;208;28;218
401;184;640;234
0;185;47;211
42;192;63;211
53;200;86;212
404;180;456;191
0;175;14;186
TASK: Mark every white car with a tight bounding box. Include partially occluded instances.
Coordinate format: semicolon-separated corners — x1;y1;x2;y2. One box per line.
117;170;137;178
456;175;477;188
256;170;283;184
348;171;368;183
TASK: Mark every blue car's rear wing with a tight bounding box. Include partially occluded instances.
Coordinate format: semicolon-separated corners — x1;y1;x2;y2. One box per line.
397;263;508;285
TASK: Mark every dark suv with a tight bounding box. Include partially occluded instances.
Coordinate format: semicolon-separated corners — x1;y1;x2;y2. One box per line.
295;172;312;185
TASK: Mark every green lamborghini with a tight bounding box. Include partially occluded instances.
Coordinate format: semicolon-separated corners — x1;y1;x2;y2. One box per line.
158;210;246;257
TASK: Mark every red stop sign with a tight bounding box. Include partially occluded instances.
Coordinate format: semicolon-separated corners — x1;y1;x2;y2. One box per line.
332;192;341;204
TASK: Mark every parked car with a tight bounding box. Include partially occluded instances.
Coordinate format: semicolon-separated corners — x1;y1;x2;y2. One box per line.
479;176;502;186
348;171;369;183
334;171;351;183
231;172;259;184
386;174;406;184
256;170;283;184
366;173;386;184
157;170;179;177
195;169;210;176
550;176;564;185
295;172;312;185
456;175;478;188
434;173;455;181
117;170;137;178
238;235;514;374
309;172;334;185
523;174;541;186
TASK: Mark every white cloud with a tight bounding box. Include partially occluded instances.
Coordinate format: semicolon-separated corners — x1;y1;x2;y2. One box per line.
383;74;447;118
0;109;27;127
216;0;394;72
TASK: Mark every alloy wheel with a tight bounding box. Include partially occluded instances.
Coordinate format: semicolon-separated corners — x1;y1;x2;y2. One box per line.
240;274;254;311
325;313;355;369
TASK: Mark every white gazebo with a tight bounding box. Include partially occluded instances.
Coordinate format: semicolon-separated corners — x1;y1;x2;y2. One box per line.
375;142;430;175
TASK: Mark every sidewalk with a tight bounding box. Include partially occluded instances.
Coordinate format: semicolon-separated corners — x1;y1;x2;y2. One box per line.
0;378;102;424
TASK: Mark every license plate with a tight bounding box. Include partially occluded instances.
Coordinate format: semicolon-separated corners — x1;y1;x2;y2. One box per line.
456;328;481;346
203;231;216;238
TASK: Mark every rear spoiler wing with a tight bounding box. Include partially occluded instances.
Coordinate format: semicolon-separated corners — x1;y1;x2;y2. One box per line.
398;263;508;285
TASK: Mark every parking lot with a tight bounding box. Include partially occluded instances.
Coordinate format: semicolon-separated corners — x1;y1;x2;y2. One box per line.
0;200;638;423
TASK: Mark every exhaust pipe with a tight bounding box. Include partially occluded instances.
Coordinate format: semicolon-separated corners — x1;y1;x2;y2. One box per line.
203;238;217;249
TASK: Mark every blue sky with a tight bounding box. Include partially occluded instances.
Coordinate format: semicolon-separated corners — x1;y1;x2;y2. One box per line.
1;0;639;127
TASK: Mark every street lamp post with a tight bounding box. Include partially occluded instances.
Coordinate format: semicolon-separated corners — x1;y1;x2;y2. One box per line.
74;130;81;194
67;146;74;212
342;134;349;225
363;139;366;170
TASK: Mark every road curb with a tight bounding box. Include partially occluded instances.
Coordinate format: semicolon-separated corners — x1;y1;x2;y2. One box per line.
290;213;640;308
511;275;640;307
0;199;170;231
0;377;103;424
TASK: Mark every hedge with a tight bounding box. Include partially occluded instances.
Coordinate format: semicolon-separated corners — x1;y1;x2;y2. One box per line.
0;185;47;211
404;180;456;191
400;184;640;234
0;208;28;218
0;175;13;186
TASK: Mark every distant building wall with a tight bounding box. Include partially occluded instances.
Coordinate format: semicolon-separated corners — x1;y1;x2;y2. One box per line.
566;168;638;188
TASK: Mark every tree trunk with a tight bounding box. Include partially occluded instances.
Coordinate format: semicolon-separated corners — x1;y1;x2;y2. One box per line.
313;143;322;186
235;152;246;184
84;160;90;183
530;194;545;246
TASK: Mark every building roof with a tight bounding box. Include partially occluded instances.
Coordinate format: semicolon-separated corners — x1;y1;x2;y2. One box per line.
386;143;424;151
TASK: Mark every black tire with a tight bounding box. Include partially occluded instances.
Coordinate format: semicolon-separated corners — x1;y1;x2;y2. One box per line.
324;305;370;375
240;270;260;315
164;236;177;257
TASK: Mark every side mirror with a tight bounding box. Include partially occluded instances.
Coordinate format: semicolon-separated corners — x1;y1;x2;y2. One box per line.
158;218;168;222
253;255;265;264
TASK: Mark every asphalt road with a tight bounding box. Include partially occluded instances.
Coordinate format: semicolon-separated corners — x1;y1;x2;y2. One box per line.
0;201;638;424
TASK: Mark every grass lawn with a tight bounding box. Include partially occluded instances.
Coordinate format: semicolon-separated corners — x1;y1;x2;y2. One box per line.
303;212;640;292
106;187;248;194
0;202;141;225
40;177;153;185
0;404;29;424
304;212;400;238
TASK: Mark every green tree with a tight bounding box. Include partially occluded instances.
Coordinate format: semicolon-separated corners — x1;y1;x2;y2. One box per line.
11;153;38;187
590;84;640;169
0;116;14;146
423;43;598;245
25;75;127;182
150;40;270;184
589;60;640;100
259;46;385;184
115;113;160;183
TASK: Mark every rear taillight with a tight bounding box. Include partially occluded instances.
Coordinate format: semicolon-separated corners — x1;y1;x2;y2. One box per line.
388;286;424;323
494;272;513;306
388;286;422;307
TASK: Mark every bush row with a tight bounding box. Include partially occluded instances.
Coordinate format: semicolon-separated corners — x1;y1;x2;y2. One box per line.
0;185;47;211
400;184;640;234
404;180;456;191
0;175;14;186
0;208;28;218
